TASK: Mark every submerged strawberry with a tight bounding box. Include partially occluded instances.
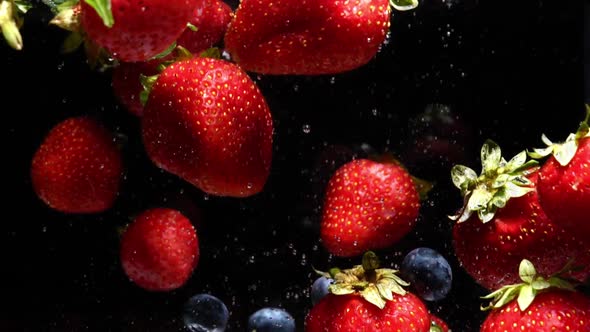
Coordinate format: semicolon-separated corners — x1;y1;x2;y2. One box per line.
224;0;392;75
320;158;420;257
450;140;590;290
80;0;200;61
141;57;273;197
529;107;590;244
480;259;590;332
306;252;431;331
31;117;123;213
177;0;233;54
120;208;199;291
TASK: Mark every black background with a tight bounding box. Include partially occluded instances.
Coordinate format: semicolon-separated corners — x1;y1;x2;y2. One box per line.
3;0;588;331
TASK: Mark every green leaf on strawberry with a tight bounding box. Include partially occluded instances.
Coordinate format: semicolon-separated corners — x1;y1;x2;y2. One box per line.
528;105;590;166
0;0;24;50
389;0;419;11
83;0;113;27
321;252;410;309
449;139;539;223
481;259;576;312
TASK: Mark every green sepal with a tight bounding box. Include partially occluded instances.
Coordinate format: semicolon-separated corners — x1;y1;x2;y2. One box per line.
430;321;444;332
0;0;23;50
322;252;410;309
481;259;577;312
449;140;538;224
186;22;198;32
49;4;80;31
199;47;222;59
150;41;176;60
83;0;113;28
13;0;31;13
389;0;418;11
139;74;158;106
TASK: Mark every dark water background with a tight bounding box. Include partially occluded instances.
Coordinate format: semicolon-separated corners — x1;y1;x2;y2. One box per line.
3;0;588;331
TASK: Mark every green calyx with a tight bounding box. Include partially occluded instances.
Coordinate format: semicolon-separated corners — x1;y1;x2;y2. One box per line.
429;321;444;332
481;259;575;312
449;139;539;223
389;0;419;11
0;0;28;50
318;251;410;309
527;105;590;166
83;0;113;28
139;74;158;107
49;3;80;31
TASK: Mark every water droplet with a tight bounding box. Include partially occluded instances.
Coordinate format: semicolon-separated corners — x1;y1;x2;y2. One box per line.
302;124;311;134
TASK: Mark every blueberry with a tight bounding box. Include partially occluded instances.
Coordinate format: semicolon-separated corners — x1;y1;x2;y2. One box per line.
311;276;334;305
183;294;229;332
400;247;452;301
247;307;295;332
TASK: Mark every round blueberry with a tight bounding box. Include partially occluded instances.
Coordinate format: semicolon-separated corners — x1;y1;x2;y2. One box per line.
311;276;334;305
400;247;452;301
247;307;295;332
183;294;229;332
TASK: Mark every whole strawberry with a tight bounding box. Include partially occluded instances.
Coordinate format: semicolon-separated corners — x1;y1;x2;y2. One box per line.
31;117;122;213
224;0;391;75
320;158;420;257
481;259;590;332
450;140;590;290
112;61;161;117
177;0;233;54
141;57;273;197
529;107;590;243
306;252;431;332
80;0;200;61
120;208;199;291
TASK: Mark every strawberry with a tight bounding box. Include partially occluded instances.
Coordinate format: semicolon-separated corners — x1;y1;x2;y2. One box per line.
177;0;233;54
528;107;590;244
31;116;122;213
429;315;449;332
450;140;590;290
480;259;590;332
141;57;273;197
306;252;431;332
112;61;161;117
320;158;420;257
80;0;200;61
224;0;391;75
120;208;199;291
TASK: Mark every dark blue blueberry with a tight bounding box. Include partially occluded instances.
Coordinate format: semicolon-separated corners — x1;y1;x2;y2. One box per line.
311;276;334;305
400;247;452;301
183;294;229;332
247;307;295;332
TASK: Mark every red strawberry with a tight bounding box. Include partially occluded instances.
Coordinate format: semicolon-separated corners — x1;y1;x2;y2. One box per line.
141;57;273;197
480;259;590;332
80;0;200;61
530;109;590;244
31;117;122;213
120;208;199;291
450;140;590;290
224;0;391;75
307;293;430;332
306;252;430;332
320;158;420;257
429;315;449;332
177;0;233;54
112;61;161;117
